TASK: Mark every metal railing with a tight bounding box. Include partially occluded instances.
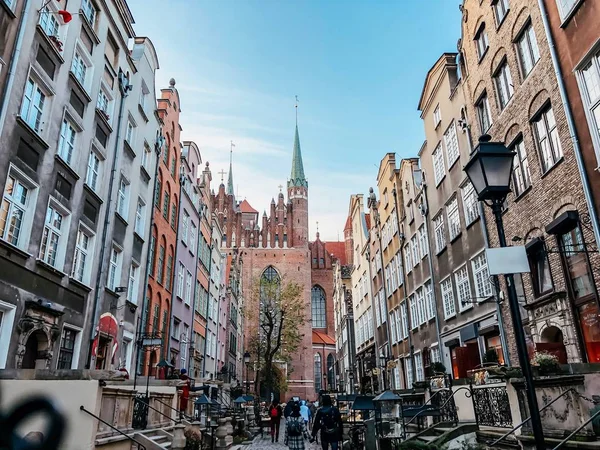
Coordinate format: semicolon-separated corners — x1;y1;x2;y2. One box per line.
402;386;470;434
154;397;194;421
553;408;600;450
80;405;147;450
134;397;182;425
489;388;578;447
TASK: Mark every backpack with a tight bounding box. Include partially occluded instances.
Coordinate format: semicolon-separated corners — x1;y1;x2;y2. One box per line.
270;406;278;418
321;407;339;437
287;417;303;437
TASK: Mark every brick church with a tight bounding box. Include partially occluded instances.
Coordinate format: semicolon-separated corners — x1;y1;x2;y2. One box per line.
212;122;345;400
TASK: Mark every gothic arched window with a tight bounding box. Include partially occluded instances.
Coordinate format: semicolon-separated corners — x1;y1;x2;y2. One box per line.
327;353;335;390
314;353;322;392
261;266;279;283
311;285;326;329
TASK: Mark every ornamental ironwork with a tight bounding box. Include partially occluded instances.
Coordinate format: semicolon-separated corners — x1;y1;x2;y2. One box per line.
431;389;458;424
472;386;512;427
132;394;149;430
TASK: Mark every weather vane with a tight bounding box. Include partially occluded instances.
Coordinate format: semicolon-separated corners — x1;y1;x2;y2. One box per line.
295;95;299;125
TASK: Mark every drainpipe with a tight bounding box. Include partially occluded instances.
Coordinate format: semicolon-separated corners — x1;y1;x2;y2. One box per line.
464;122;511;366
88;70;132;368
0;0;31;136
168;170;184;364
392;185;417;387
134;130;164;382
537;0;600;248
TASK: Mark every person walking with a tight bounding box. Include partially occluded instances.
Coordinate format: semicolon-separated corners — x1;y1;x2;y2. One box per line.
285;402;311;450
299;400;311;428
268;400;283;443
308;401;317;427
311;395;343;450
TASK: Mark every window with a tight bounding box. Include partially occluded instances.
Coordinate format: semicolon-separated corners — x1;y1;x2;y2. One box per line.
40;201;69;268
86;151;101;192
404;244;412;273
105;35;118;69
162;190;169;219
418;225;428;257
493;0;509;25
127;263;139;304
432;143;446;186
185;270;192;305
170;155;176;178
81;0;97;26
415;352;424;382
580;55;600;164
472;252;493;299
166;254;173;290
21;78;46;133
39;7;60;38
462;182;479;225
312;285;326;328
555;0;579;21
405;357;414;388
475;24;489;60
434;214;446;253
142;144;152;172
96;86;112;122
409;295;417;330
0;168;36;250
517;22;540;78
182;210;189;244
148;235;156;276
395;253;404;286
57;118;77;165
57;328;77;369
425;281;435;320
494;61;514;109
476;93;492;133
314;354;322;392
71;51;88;87
134;199;145;236
455;266;472;311
433;104;441;128
411;236;419;265
171;202;177;228
416;288;426;326
447;197;461;240
431;346;441;364
190;223;197;254
116;178;129;218
107;246;122;290
177;262;185;298
157;245;165;284
72;225;94;284
125;120;135;145
511;137;531;196
526;241;553;297
173;318;181;340
400;302;408;340
441;277;456;319
444;121;460;167
533;106;563;172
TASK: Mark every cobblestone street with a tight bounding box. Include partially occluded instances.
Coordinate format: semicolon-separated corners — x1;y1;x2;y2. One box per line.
245;420;321;450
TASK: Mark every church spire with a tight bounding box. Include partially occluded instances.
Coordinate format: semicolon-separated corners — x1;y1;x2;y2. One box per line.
227;140;235;196
288;98;308;189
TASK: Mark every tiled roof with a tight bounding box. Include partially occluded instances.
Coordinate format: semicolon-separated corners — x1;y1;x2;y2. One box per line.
312;330;335;346
239;199;258;214
324;241;347;265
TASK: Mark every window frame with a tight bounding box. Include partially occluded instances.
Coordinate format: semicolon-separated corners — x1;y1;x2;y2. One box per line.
433;213;446;254
432;142;446;186
71;223;95;285
441;276;457;319
472;252;494;301
107;245;123;291
116;176;130;219
446;196;461;241
39;198;71;270
461;182;480;226
444;121;460;168
532;104;563;174
515;21;540;79
455;264;473;312
476;92;492;134
493;0;510;26
20;76;48;134
510;135;532;197
475;23;489;61
494;59;514;110
57;116;78;165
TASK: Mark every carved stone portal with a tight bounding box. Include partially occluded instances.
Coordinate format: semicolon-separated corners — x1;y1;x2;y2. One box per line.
15;301;63;369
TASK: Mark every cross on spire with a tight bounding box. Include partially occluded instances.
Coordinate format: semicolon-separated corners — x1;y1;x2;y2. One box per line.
218;169;226;183
278;184;283;193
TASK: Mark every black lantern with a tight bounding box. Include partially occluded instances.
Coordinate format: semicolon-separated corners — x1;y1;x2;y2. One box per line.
464;135;515;202
243;351;251;365
373;390;402;438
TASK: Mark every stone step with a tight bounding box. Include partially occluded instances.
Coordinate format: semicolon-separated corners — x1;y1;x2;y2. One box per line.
416;435;437;443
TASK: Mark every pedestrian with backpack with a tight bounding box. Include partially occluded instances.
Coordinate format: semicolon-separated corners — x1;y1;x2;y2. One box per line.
268;400;283;443
285;402;310;450
311;395;343;450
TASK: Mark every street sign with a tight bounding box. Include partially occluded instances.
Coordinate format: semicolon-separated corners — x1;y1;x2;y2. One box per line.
142;338;162;347
486;246;530;275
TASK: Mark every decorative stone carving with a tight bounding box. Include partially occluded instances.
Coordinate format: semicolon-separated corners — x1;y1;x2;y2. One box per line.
15;301;63;369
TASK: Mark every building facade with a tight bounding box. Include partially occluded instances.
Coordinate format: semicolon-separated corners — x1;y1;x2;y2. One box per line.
459;0;600;364
418;52;506;378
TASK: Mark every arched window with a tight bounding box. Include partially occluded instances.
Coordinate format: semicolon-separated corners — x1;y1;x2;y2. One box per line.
261;266;280;283
327;353;335;390
314;353;322;392
311;285;326;329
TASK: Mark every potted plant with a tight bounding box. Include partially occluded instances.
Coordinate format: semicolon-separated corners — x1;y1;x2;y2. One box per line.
430;362;446;375
48;35;63;52
531;351;561;376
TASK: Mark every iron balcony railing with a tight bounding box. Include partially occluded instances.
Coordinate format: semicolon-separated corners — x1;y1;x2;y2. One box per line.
80;405;147;450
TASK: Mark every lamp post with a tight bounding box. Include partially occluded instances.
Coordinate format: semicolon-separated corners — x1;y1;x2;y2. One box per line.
243;351;251;395
323;372;327;392
379;352;388;392
348;371;354;394
464;135;545;450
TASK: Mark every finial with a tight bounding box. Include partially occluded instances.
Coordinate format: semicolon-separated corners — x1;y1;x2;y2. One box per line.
295;95;299;126
206;161;209;167
169;78;176;87
278;184;283;193
316;221;319;234
218;169;226;183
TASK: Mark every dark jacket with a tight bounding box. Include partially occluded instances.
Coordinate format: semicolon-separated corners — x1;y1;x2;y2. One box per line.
269;404;283;422
311;406;342;442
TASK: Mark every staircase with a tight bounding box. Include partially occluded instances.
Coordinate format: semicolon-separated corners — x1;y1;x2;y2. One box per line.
133;427;174;449
405;422;479;448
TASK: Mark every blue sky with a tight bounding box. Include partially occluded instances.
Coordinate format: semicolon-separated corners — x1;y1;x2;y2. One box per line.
128;0;462;241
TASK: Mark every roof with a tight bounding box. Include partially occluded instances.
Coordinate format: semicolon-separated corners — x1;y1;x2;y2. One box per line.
343;216;352;232
365;214;371;230
324;241;347;265
239;199;258;214
288;125;308;189
312;330;335;346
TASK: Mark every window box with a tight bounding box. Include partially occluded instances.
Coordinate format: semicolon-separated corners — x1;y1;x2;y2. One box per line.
95;108;113;132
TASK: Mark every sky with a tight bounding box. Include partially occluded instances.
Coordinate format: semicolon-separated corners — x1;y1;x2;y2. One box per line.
127;0;462;241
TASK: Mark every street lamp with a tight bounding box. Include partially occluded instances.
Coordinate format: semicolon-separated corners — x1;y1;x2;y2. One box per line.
464;134;545;450
243;351;251;395
348;371;354;394
379;352;389;392
323;372;327;392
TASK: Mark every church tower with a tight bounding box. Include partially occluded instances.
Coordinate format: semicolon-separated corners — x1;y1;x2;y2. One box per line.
287;124;308;247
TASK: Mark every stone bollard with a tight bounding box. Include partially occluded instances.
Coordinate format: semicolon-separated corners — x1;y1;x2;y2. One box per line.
225;416;234;436
172;423;186;450
215;417;231;450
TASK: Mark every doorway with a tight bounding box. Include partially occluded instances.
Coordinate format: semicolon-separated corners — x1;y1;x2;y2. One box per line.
22;330;49;369
537;326;568;364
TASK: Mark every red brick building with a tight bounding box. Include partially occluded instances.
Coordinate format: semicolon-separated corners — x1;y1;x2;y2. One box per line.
142;80;182;374
212;122;338;400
